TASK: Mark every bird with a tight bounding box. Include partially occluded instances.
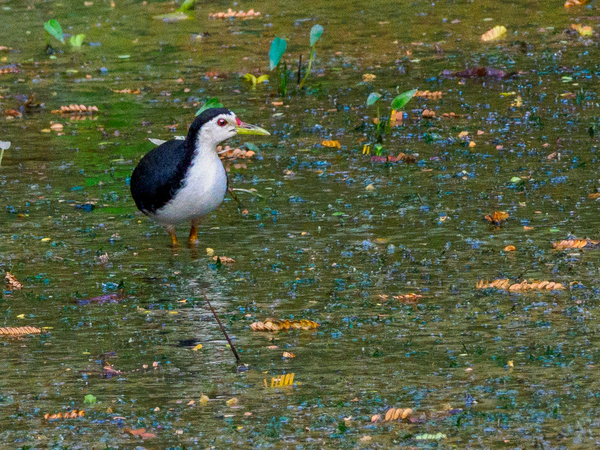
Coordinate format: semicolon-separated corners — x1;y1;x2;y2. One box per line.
130;107;270;246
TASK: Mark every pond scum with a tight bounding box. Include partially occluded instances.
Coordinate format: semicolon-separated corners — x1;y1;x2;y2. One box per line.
3;0;600;447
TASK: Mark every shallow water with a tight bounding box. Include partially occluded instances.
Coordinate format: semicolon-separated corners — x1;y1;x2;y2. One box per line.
2;0;600;448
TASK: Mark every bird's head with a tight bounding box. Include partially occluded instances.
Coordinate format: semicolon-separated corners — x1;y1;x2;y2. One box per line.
188;108;270;150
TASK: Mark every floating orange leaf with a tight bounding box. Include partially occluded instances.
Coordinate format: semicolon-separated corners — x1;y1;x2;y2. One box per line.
571;24;593;36
250;319;319;332
44;410;84;420
589;193;600;199
209;8;261;19
282;352;295;358
5;272;22;290
481;25;507;42
484;211;509;225
125;428;157;439
414;90;442;100
476;279;565;291
3;109;21;118
422;109;436;118
565;0;589;7
322;140;341;149
504;245;516;251
386;152;417;164
213;255;235;264
371;408;413;422
362;73;376;82
552;239;600;250
51;105;99;114
393;293;422;303
111;88;141;94
0;326;41;335
217;145;255;160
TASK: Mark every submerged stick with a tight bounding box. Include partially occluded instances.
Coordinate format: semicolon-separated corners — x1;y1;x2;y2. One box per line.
227;187;244;209
201;289;241;364
297;54;302;85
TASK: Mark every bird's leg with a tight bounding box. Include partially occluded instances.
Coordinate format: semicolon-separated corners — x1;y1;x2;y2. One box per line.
166;226;178;247
188;218;201;245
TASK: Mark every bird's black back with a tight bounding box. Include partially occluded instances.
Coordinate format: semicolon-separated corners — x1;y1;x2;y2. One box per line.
130;139;193;214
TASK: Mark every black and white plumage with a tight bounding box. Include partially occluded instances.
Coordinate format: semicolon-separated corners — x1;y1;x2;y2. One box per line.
130;108;269;245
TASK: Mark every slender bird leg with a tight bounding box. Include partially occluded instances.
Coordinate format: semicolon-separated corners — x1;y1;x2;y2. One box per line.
188;218;201;245
227;187;245;210
166;226;178;247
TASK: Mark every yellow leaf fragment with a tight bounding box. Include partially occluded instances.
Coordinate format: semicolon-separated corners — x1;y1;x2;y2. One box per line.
192;344;203;351
565;0;589;6
362;73;376;82
0;326;41;335
572;24;593;36
504;245;516;251
552;239;600;250
484;211;509;225
226;397;238;407
199;394;209;406
321;140;341;149
481;25;507;42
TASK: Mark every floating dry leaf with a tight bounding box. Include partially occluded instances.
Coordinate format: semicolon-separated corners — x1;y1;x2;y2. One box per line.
282;352;295;358
250;319;319;332
422;109;436;118
393;293;423;303
481;25;507;42
199;394;210;406
372;408;413;422
571;24;593;36
111;88;141;94
414;90;442;100
226;397;238;407
552;239;600;250
484;211;509;225
209;8;261;19
51;105;99;114
124;428;157;439
3;109;21;118
504;245;516;251
321;140;341;149
565;0;589;7
265;373;295;388
476;279;565;291
0;326;41;336
386;152;417;164
362;73;376;82
217;145;255;160
5;272;22;290
213;255;235;264
44;410;84;420
588;193;600;199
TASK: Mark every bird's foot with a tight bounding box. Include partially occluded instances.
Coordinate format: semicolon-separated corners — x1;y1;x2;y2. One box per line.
188;226;198;246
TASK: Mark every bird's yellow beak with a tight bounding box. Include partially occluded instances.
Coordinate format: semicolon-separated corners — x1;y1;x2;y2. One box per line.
236;119;270;136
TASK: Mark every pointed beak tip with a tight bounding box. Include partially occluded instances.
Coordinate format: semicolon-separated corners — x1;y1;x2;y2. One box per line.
236;121;271;136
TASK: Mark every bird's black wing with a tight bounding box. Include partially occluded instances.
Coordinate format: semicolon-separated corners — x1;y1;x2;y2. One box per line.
130;139;193;214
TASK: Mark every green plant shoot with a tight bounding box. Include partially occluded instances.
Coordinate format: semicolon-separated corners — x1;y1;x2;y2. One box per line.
299;24;323;89
243;73;269;89
69;34;85;48
196;97;223;116
367;92;382;133
269;37;287;71
44;19;64;44
388;88;417;130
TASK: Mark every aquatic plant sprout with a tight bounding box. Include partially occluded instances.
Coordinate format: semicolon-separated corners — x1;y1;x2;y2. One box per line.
299;24;324;89
44;19;64;44
269;37;287;71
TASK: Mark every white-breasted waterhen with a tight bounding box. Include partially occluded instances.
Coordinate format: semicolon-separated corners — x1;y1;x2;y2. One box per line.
130;108;270;245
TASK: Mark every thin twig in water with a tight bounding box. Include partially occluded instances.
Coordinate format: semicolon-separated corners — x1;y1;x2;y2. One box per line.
227;187;244;209
231;188;263;199
297;54;302;85
201;289;241;364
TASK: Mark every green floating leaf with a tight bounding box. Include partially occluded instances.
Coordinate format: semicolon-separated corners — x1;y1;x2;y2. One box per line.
414;433;446;440
84;394;97;404
310;24;324;47
69;34;85;48
176;0;196;12
366;92;381;107
269;37;287;71
510;176;522;183
391;88;418;110
117;55;131;59
44;19;64;44
196;97;223;116
153;11;190;22
245;143;259;152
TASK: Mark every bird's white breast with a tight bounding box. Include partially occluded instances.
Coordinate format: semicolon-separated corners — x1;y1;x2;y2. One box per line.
153;148;227;225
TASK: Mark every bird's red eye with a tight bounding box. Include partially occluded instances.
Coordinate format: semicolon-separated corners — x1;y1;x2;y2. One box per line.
217;118;227;127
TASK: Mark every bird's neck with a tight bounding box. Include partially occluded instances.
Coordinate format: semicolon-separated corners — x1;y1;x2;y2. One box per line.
185;134;219;161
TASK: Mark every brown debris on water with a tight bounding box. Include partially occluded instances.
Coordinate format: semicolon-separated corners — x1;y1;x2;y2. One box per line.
209;9;261;19
250;319;320;332
51;105;99;114
0;326;41;336
552;239;600;250
44;410;85;420
5;272;22;290
484;211;509;226
476;279;565;291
